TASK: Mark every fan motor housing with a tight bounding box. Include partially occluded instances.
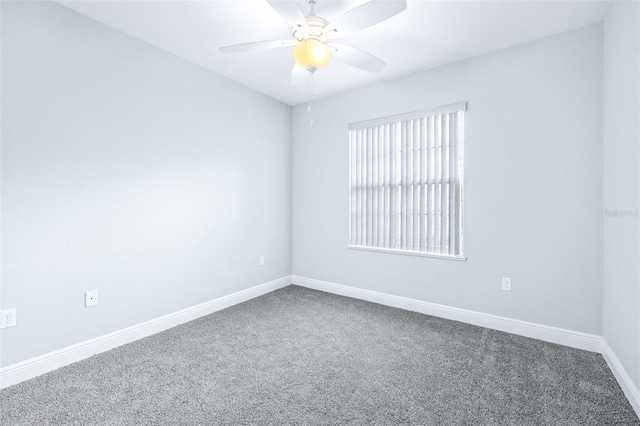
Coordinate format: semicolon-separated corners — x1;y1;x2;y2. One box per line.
292;15;334;43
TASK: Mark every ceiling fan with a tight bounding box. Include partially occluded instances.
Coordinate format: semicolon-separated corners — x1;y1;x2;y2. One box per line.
219;0;407;85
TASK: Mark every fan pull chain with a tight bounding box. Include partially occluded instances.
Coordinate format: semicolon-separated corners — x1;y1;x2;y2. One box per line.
307;69;315;127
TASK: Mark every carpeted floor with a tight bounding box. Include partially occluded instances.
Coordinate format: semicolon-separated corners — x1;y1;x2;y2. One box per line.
1;285;638;425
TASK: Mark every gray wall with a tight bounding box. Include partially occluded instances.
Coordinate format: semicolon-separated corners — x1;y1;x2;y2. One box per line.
603;1;640;389
3;0;634;383
0;1;291;366
292;24;604;335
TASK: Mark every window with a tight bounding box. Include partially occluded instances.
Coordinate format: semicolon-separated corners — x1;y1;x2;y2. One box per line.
348;102;466;260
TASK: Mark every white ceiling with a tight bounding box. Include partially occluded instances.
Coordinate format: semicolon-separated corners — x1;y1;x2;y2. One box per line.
56;0;611;106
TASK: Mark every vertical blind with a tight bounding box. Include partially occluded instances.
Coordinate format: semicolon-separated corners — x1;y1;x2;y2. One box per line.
348;102;466;258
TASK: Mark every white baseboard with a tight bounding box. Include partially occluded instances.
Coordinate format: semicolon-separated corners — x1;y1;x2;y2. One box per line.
291;275;602;353
3;273;638;419
291;275;640;414
602;341;640;418
0;275;292;389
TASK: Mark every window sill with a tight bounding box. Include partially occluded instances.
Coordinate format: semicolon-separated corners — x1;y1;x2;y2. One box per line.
347;245;467;261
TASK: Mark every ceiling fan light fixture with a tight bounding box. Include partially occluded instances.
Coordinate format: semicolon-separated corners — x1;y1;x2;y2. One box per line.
293;39;332;71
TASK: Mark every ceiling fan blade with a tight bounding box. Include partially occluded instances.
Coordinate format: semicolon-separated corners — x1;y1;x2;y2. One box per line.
219;40;296;54
266;0;308;30
328;0;407;37
331;42;386;73
291;64;309;86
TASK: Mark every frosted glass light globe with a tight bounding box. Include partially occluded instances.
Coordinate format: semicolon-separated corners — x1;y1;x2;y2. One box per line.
293;39;332;71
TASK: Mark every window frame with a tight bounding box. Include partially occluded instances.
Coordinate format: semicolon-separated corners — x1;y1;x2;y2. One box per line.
347;102;467;261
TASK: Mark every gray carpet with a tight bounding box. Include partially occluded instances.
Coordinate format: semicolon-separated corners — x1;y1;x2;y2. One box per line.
1;285;638;425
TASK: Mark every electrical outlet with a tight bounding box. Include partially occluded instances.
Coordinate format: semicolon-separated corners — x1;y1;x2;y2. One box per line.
501;277;512;292
0;308;17;329
260;256;265;266
85;290;98;308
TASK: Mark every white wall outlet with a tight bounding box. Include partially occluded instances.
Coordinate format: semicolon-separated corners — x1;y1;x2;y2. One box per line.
259;256;265;266
0;308;17;329
501;277;512;291
85;290;98;307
